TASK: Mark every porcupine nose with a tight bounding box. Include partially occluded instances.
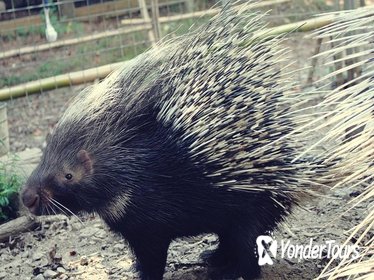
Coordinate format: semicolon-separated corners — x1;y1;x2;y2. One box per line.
21;188;40;214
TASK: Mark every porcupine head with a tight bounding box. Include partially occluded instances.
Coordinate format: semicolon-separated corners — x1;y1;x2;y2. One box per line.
20;44;170;217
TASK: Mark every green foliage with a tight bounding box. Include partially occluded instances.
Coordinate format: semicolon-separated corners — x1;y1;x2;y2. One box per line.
0;155;23;222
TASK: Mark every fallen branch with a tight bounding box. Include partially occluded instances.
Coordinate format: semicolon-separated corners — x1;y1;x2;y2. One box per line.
0;215;68;243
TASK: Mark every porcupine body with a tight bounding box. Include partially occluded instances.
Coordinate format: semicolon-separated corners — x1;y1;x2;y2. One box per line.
21;5;329;280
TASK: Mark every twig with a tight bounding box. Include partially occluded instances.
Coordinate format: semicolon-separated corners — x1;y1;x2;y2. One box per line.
0;214;68;243
306;37;323;86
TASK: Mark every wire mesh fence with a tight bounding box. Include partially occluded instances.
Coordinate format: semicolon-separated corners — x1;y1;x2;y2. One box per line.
0;0;370;153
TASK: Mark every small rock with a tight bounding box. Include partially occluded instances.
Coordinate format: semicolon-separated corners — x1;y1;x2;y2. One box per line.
92;237;102;243
80;256;89;266
0;272;7;279
117;259;132;271
95;229;108;239
56;267;65;274
43;269;58;279
32;267;42;276
4;260;22;269
71;222;83;231
21;251;30;258
11;248;20;256
69;250;77;257
32;252;44;261
40;258;49;267
79;228;98;238
93;222;104;229
113;243;125;251
34;274;45;280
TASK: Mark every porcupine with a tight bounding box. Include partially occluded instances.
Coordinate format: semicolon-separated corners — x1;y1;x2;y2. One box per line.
21;4;334;280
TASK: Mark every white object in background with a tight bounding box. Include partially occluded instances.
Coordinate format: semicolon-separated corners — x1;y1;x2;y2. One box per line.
44;8;58;42
0;1;6;12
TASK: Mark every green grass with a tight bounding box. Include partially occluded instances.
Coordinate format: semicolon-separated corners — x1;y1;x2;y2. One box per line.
0;155;23;222
0;31;149;88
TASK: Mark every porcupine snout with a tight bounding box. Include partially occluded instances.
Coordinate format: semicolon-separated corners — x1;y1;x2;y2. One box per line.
21;187;40;215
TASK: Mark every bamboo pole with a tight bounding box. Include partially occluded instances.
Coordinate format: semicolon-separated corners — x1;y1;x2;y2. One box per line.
0;25;152;60
253;14;337;39
151;0;162;42
184;0;194;13
0;62;124;101
306;37;323;86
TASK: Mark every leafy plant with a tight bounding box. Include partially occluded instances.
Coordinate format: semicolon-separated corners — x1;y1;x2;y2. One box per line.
0;155;23;222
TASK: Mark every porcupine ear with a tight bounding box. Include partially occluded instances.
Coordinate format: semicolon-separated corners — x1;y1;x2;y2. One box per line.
77;150;93;175
45;132;52;143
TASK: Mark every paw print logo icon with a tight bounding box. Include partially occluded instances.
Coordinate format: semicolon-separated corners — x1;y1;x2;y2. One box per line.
256;235;278;266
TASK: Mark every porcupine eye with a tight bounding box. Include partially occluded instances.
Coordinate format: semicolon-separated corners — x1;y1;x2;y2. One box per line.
65;173;73;180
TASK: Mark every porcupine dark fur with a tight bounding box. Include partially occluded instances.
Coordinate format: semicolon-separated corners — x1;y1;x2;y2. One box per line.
21;4;334;280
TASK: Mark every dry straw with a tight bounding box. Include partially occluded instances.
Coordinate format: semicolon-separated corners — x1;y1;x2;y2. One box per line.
312;6;373;280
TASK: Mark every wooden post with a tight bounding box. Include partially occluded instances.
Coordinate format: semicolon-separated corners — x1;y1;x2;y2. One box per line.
59;0;76;19
343;0;360;83
0;1;5;12
343;0;355;10
331;1;345;87
151;0;161;41
0;103;9;156
138;0;155;46
184;0;193;12
334;0;340;10
306;38;323;86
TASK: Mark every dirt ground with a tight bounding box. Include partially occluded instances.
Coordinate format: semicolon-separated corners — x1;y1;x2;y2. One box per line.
0;33;370;280
0;181;368;280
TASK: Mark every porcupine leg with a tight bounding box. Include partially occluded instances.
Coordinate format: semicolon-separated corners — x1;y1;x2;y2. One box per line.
129;236;170;280
208;229;261;280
